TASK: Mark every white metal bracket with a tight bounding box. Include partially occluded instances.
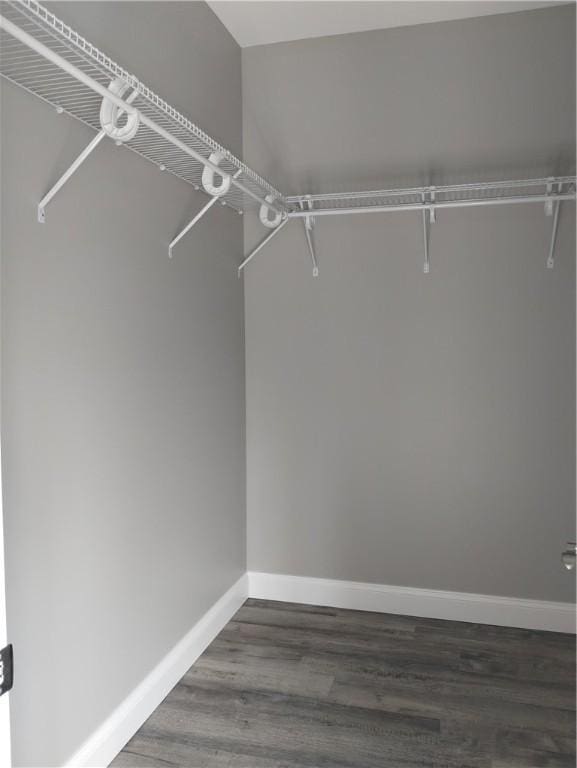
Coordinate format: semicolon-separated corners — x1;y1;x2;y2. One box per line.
546;180;566;269
422;189;435;273
544;178;554;216
302;197;319;276
547;199;561;270
168;170;241;258
38;129;105;223
429;187;436;223
37;87;139;223
238;217;289;277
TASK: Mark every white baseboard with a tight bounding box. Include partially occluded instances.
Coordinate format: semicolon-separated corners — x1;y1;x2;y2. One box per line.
65;574;249;768
248;571;576;634
62;570;573;767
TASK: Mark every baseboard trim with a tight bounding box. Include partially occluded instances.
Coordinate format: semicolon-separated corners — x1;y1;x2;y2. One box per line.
63;570;573;766
248;571;576;634
65;574;249;768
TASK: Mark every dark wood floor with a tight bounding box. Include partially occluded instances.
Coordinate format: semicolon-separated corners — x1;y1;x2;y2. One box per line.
112;599;576;768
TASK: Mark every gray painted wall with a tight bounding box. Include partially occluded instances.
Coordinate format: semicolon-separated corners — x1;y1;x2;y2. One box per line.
1;3;245;765
243;6;576;602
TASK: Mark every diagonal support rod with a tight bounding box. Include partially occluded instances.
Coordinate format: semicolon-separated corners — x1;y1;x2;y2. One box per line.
421;190;434;274
547;199;561;269
301;197;319;277
37;88;139;223
422;209;430;274
169;170;241;258
238;218;289;276
38;130;106;223
304;219;319;277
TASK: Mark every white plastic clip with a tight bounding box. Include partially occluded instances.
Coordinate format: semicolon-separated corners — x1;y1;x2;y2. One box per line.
259;194;283;229
201;151;231;197
100;78;140;143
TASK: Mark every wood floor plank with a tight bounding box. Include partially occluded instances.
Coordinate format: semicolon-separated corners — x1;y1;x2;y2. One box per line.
112;600;576;768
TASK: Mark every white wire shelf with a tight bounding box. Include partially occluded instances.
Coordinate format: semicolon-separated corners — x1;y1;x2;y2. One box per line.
0;0;287;216
282;176;576;275
286;177;576;217
0;1;575;272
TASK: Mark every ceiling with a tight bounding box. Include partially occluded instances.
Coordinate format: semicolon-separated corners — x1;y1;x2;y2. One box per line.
207;1;569;47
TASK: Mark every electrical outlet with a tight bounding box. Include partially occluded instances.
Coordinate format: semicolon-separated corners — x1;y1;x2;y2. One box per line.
0;644;13;696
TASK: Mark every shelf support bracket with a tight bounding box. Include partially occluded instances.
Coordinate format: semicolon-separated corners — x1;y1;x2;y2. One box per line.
422;189;435;273
301;197;319;276
238;217;289;276
544;178;554;216
38;130;106;223
169;170;241;258
38;88;139;223
547;198;561;270
304;220;319;277
546;180;565;269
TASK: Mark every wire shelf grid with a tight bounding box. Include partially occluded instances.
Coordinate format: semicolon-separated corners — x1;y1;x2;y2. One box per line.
0;0;575;267
286;177;576;214
0;0;287;214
